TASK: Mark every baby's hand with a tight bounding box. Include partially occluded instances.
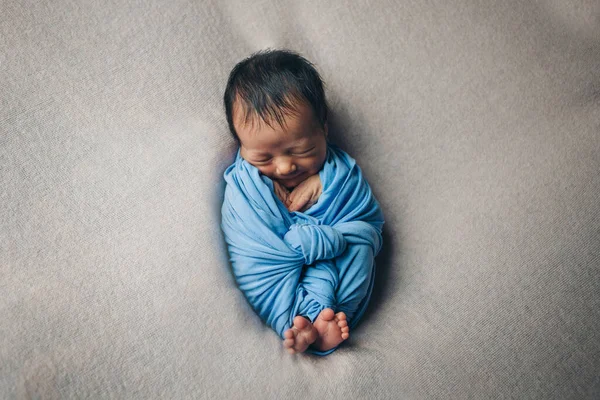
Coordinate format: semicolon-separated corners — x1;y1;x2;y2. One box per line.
287;175;322;212
273;181;291;205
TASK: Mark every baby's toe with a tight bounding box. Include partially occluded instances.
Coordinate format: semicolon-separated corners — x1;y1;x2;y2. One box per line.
337;319;348;328
284;329;295;340
341;326;349;334
283;338;295;348
341;332;349;340
293;315;310;330
319;308;335;321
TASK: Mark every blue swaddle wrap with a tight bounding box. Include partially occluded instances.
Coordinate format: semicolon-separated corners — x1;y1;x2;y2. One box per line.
221;144;384;355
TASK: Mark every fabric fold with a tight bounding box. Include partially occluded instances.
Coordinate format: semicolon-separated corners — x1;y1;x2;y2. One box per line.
283;222;347;265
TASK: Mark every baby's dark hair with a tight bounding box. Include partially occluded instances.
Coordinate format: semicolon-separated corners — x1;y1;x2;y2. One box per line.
223;49;328;143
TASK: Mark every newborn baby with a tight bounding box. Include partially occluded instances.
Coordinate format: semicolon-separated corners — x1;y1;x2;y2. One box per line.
221;49;384;355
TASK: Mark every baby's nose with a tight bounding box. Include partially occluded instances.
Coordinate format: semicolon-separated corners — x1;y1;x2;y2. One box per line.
275;158;297;176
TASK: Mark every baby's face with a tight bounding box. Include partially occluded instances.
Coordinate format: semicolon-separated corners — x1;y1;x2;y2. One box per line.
234;100;328;189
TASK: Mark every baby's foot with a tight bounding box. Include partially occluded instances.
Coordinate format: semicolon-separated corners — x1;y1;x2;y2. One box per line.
312;308;350;352
283;315;318;354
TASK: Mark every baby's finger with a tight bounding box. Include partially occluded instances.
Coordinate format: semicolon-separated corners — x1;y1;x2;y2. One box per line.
288;193;310;212
273;182;289;203
279;187;289;202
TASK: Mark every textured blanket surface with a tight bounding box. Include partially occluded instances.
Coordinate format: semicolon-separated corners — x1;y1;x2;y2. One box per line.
221;146;384;354
2;0;599;398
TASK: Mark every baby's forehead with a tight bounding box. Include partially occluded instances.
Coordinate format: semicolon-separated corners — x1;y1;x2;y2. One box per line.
233;97;316;135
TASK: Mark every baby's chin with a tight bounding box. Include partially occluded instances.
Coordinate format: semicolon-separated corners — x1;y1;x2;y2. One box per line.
276;171;313;189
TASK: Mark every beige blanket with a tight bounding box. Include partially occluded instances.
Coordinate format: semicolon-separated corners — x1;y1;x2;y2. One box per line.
2;0;599;398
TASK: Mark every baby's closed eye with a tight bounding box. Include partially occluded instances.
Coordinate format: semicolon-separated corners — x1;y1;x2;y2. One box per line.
293;147;315;155
248;154;272;164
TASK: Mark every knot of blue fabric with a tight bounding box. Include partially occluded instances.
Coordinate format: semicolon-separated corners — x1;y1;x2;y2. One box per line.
283;223;347;265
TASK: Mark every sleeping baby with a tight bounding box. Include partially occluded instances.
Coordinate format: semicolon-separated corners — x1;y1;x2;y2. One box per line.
221;49;384;355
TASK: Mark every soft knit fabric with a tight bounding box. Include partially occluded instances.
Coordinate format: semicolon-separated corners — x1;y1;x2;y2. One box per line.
221;144;384;355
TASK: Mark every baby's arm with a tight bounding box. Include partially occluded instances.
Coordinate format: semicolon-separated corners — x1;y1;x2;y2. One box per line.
287;175;322;212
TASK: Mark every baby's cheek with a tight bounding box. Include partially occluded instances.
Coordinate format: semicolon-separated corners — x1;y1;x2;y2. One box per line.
309;157;326;173
258;166;275;178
